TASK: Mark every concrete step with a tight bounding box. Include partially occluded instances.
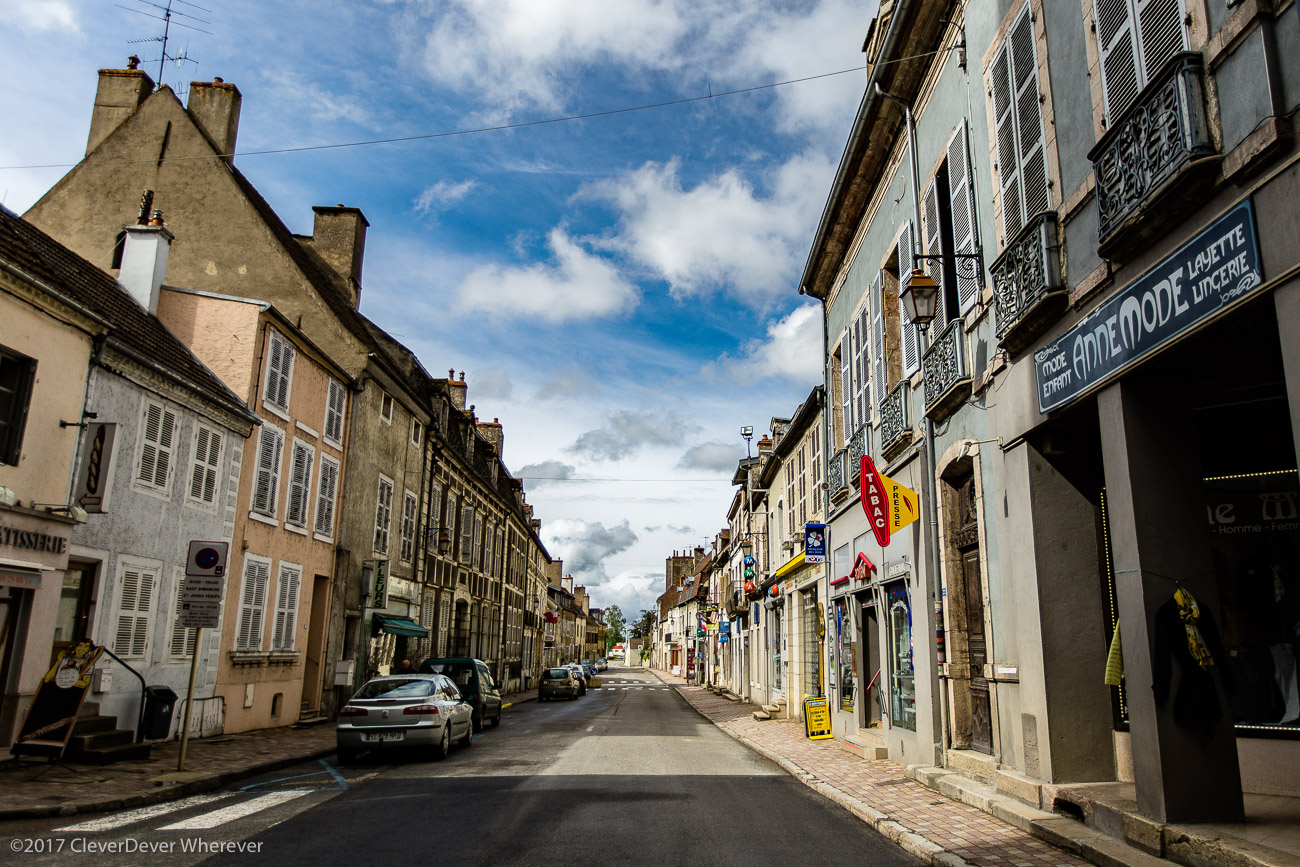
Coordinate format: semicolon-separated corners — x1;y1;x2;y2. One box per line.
752;710;771;721
69;714;119;735
71;740;152;764
68;728;133;752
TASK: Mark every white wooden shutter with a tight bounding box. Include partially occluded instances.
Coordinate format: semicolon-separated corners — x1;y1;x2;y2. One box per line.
1138;0;1186;84
899;222;920;377
401;491;417;563
138;402;176;489
252;425;283;515
1012;12;1049;223
947;123;981;315
313;456;339;537
427;483;442;551
853;303;871;427
992;40;1022;241
838;332;853;441
272;564;300;650
374;477;393;553
170;569;198;657
265;331;294;411
437;595;450;656
115;565;155;657
188;426;221;504
286;441;313;526
237;557;269;649
325;378;346;442
922;179;947;328
1095;0;1140;120
871;272;887;403
460;504;474;563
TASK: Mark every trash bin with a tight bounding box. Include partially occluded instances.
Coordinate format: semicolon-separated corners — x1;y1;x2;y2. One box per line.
142;685;178;740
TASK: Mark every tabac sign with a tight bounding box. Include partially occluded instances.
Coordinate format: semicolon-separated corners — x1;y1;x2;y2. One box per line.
1036;199;1262;413
860;457;920;547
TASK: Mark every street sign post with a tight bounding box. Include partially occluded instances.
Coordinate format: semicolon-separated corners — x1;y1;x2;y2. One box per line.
178;540;229;772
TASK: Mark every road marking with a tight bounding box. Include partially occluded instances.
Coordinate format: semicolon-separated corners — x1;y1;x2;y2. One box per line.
586;726;594;732
158;790;311;830
57;793;234;832
240;759;347;792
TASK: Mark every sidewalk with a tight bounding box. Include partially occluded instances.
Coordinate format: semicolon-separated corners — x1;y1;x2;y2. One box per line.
0;689;538;821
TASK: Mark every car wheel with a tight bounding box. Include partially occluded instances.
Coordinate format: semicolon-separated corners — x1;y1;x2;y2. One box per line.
461;723;473;748
472;708;484;733
431;725;451;761
490;710;501;728
337;747;359;765
538;694;546;702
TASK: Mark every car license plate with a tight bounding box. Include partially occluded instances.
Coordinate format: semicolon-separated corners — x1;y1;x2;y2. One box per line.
364;732;404;742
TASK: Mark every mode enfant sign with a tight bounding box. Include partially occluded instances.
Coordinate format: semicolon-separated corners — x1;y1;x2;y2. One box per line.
1036;199;1262;413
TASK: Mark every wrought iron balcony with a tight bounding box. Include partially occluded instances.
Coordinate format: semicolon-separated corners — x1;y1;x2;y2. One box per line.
992;211;1066;356
827;448;849;499
847;426;867;484
922;319;971;421
879;382;911;456
1089;53;1218;261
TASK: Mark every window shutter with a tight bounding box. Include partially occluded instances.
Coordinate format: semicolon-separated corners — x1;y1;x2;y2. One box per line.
1136;0;1186;85
922;178;947;328
871;272;887;404
992;41;1022;241
189;427;221;504
139;403;176;489
170;570;198;657
437;596;450;656
273;566;300;650
853;303;871;427
238;558;268;650
838;332;853;441
946;123;981;315
286;442;312;526
314;457;338;537
115;567;142;655
266;332;294;410
473;514;484;570
252;426;283;515
374;478;393;553
1095;0;1140;120
460;504;474;564
899;222;920;377
325;378;345;442
1012;13;1049;224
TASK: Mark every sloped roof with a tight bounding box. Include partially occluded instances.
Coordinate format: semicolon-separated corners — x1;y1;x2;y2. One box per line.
0;206;255;427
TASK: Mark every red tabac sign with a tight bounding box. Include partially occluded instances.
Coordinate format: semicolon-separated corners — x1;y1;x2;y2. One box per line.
860;456;891;547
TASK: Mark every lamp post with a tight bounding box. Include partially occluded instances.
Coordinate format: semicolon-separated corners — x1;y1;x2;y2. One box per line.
740;426;754;459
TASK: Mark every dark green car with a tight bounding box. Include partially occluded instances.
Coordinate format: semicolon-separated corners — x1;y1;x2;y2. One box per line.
418;657;502;731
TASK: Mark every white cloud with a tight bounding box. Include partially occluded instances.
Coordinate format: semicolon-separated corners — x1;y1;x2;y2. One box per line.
2;0;80;34
585;152;834;304
542;517;639;582
261;71;371;126
414;179;477;216
517;460;575;484
709;302;824;384
470;365;512;399
677;442;744;472
568;409;698;461
454;228;638;322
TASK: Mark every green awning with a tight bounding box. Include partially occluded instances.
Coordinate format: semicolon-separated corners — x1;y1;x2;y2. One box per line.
372;613;429;638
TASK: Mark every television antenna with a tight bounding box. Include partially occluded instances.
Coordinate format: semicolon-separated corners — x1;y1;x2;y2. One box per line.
118;0;212;88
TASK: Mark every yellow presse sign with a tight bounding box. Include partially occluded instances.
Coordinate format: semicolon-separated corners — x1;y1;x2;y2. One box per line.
879;472;920;533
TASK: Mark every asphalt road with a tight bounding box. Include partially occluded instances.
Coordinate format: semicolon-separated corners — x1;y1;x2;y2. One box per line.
0;667;920;866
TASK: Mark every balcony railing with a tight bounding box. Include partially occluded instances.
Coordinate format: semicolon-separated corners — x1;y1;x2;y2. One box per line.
847;426;867;484
879;382;911;456
1089;53;1217;260
992;211;1066;356
827;448;848;499
922;319;971;421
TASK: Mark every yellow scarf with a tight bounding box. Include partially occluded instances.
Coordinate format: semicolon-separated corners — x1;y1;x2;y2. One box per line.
1174;586;1214;670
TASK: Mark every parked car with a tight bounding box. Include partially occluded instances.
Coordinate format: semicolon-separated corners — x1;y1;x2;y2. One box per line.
564;663;588;694
336;674;473;763
596;657;608;671
539;667;580;701
582;662;598;680
418;657;502;731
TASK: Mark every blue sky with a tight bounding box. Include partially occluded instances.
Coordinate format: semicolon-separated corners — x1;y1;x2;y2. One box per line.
0;0;878;618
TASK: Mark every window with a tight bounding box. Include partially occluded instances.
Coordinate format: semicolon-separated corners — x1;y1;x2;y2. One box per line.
852;301;871;430
137;401;178;491
284;440;314;528
324;378;346;445
446;492;458;556
897;222;921;377
313;455;340;539
992;7;1050;244
169;568;198;657
113;562;157;658
811;426;822;514
888;582;916;730
271;563;301;651
920;123;980;326
411;419;423;446
374;475;394;554
785;462;796;538
251;423;285;517
187;425;223;507
380;392;394;424
263;329;295;414
237;555;270;650
1094;0;1187;123
0;346;36;466
460;503;474;564
871;272;888;401
838;331;853;444
427;483;443;552
473;514;484;570
400;490;418;564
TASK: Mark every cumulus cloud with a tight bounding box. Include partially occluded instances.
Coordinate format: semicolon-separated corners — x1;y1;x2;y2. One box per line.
414;179;477;216
707;302;824;384
470;366;513;399
263;71;371;125
3;0;80;34
542;518;638;581
677;442;744;472
567;409;698;461
535;369;601;400
583;153;834;305
455;228;638;322
516;460;575;483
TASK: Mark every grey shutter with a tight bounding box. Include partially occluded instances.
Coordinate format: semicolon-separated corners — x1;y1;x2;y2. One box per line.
325;379;345;442
1011;12;1049;223
854;303;871;426
839;331;853;440
314;457;338;536
898;222;920;377
253;427;283;515
170;571;198;657
238;559;268;650
992;40;1022;241
460;504;474;563
871;272;887;404
1136;0;1186;83
947;123;981;315
287;442;311;526
1095;0;1140;120
922;179;946;327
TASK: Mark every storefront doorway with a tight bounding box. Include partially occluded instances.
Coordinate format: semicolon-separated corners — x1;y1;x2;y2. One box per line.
52;562;95;665
953;475;992;754
769;602;784;704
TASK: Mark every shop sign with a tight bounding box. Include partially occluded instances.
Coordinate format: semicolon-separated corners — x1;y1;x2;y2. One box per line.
1036;199;1262;413
860;457;920;547
804;523;827;563
13;642;104;758
803;696;833;739
0;567;42;589
0;513;72;571
75;422;117;513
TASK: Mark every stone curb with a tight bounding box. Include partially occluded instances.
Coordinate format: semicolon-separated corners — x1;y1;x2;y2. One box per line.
0;744;338;822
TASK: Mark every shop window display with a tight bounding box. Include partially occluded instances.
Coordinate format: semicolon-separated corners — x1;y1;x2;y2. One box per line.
887;582;916;730
836;597;856;710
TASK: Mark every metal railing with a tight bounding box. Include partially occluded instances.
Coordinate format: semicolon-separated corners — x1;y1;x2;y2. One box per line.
992;211;1066;355
827;448;848;497
922;319;971;420
879;382;910;455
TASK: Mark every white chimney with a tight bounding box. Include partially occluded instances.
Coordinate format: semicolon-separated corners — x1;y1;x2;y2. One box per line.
118;219;173;315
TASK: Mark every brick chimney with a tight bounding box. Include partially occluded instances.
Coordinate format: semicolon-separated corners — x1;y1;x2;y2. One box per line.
757;434;774;455
446;370;467;410
308;206;369;308
477;418;503;456
87;61;154;156
118;203;173;315
186;77;241;163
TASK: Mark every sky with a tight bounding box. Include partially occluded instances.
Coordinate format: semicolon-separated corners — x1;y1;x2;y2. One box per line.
0;0;878;620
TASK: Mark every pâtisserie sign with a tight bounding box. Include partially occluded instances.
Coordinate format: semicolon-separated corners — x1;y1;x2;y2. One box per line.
1036;199;1261;413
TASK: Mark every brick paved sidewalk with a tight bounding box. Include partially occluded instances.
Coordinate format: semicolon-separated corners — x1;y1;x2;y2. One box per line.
649;668;1090;867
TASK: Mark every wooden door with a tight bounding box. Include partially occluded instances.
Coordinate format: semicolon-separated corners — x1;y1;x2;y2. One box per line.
956;477;992;753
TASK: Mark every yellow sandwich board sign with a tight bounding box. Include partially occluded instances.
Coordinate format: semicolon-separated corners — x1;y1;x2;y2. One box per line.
804;696;833;740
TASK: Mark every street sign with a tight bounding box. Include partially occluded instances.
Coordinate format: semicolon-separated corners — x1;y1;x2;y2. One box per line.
803;696;833;740
860;457;919;547
804;523;827;563
186;540;228;577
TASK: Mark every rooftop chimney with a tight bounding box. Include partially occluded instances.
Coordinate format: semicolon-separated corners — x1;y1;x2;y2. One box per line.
88;61;155;156
118;196;173;315
446;370;467;410
757;435;774;454
186;77;242;164
477;417;504;456
308;205;369;309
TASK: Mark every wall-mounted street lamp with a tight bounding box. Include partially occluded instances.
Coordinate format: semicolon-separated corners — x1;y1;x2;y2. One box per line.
436;526;452;557
740;426;754;460
900;269;939;333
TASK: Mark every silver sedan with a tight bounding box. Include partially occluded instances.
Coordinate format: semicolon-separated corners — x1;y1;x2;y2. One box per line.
336;674;474;763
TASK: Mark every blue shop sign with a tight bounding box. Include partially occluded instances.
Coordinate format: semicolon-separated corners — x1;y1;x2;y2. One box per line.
804;523;827;564
1035;199;1262;413
719;620;731;634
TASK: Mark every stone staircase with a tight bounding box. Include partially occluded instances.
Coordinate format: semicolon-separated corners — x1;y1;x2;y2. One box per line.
297;700;328;726
63;701;151;764
754;696;787;721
